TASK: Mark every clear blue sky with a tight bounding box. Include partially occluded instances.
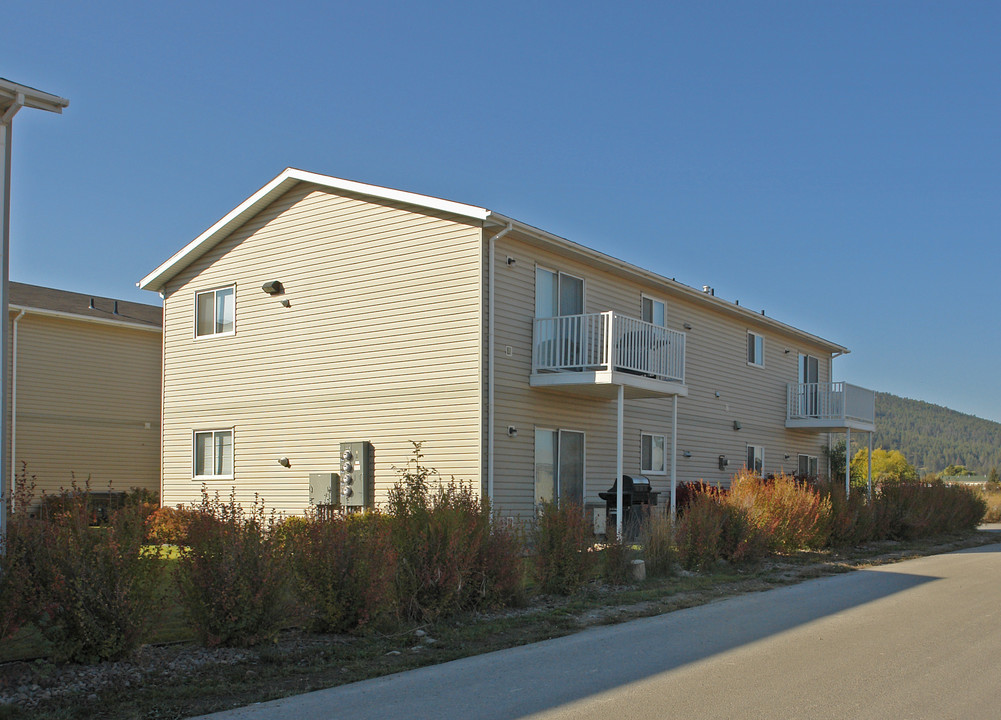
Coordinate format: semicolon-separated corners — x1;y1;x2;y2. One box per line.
5;1;1001;421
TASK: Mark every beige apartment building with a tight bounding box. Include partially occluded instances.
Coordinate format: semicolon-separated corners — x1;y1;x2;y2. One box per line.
7;283;162;505
140;168;875;520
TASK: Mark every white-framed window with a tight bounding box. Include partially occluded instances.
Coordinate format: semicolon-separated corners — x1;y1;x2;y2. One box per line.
195;286;235;338
536;266;584;318
193;429;234;479
641;433;666;474
641;295;666;327
747;331;764;367
746;444;764;475
535;427;585;504
798;454;819;478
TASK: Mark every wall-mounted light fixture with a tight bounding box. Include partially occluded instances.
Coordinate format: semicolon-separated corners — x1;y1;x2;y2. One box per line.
784;454;791;460
733;420;742;431
683;322;693;330
714;391;721;398
784;348;791;354
718;455;729;470
507;426;518;437
278;456;291;468
506;256;516;265
683;450;692;458
262;280;284;295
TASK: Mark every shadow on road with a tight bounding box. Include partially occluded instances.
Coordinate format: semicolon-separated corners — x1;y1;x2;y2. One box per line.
201;561;954;720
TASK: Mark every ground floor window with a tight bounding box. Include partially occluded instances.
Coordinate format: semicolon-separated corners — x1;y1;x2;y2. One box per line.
641;433;666;474
798;454;819;478
194;429;233;478
746;444;764;475
535;428;585;504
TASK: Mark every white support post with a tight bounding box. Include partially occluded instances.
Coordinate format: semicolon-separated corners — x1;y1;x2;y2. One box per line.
0;110;14;549
615;384;623;539
670;394;678;524
845;428;851;496
868;431;873;500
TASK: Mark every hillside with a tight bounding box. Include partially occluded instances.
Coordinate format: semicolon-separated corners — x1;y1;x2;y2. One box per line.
874;392;1001;474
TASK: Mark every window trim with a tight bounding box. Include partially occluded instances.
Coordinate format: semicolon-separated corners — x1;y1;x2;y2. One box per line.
747;331;765;368
640;432;667;475
192;428;235;480
641;295;667;327
746;444;764;475
193;285;236;340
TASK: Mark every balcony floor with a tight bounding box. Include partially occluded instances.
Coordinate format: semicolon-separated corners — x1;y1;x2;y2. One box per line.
530;369;688;399
786;417;876;433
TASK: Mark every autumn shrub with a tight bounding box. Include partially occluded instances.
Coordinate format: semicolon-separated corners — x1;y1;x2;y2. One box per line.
0;472;41;641
290;512;397;634
674;480;725;514
639;511;676;577
727;470;831;551
27;489;164;663
532;500;594;595
873;481;985;540
388;443;524;621
815;479;876;547
980;485;1001;523
600;531;635;585
175;490;292;647
146;506;200;546
674;493;765;571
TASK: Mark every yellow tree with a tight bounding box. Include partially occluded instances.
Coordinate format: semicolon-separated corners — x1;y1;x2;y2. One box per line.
850;447;918;486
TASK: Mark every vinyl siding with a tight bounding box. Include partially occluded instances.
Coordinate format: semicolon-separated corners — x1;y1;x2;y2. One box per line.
489;230;834;518
160;185;483;515
8;313;161;502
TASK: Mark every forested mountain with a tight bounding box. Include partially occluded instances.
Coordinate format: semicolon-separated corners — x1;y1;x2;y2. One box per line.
874;392;1001;474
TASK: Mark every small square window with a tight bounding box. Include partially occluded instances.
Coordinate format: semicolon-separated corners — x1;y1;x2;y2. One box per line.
641;433;666;474
194;429;234;478
747;331;764;367
195;287;235;338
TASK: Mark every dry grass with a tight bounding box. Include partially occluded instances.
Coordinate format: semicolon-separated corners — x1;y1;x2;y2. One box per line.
979;485;1001;522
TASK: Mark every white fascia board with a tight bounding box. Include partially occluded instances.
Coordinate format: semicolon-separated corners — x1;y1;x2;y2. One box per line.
0;78;69;114
9;305;162;333
139;168;491;292
486;212;849;356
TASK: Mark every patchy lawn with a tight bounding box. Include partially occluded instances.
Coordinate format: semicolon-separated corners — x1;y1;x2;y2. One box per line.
1;531;997;720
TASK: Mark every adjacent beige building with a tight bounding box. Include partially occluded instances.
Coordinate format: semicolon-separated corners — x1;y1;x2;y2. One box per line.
140;169;875;520
7;283;162;505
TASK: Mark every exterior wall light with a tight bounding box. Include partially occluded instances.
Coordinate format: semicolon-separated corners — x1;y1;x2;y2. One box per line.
733;421;741;431
278;456;291;467
507;426;518;437
262;280;284;295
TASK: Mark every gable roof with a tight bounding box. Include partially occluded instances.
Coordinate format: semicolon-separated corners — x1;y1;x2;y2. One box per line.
138;168;848;354
10;282;162;330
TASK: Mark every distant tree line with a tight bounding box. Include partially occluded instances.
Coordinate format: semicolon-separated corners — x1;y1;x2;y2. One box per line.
874;392;1001;474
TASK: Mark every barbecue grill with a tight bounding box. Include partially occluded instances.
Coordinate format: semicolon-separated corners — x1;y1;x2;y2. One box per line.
599;475;660;537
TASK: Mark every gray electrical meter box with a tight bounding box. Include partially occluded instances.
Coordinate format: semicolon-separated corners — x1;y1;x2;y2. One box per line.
339;441;373;508
308;472;340;506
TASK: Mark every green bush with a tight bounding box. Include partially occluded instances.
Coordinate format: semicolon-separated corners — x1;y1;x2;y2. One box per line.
175;490;292;647
532;500;593;594
28;489;163;663
290;512;397;633
639;512;677;577
387;443;524;621
727;470;831;551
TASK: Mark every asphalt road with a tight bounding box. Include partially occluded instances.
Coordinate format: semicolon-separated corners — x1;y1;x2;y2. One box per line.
196;542;1001;720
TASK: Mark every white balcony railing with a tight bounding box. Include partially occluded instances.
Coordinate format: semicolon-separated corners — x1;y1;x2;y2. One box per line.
532;312;685;384
787;382;875;425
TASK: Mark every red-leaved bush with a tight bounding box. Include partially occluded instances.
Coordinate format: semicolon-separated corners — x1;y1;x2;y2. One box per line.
674;492;766;570
727;470;831;551
532;500;594;594
175;489;292;647
146;506;200;546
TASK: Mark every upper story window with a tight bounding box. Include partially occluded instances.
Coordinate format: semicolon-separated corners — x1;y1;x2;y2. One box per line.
641;433;666;474
193;429;234;479
641;296;666;327
195;286;235;338
747;331;764;367
536;267;584;318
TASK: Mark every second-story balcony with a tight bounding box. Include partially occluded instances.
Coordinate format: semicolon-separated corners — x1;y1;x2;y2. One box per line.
786;382;876;432
530;312;687;399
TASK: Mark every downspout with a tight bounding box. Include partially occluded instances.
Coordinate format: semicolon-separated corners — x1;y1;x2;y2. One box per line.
487;223;513;504
9;309;23;507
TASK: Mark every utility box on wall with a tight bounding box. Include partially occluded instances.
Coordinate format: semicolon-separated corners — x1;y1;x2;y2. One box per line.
308;472;340;506
339;441;373;508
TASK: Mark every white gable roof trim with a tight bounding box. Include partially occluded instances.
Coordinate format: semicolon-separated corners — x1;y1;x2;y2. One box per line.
137;168;490;292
